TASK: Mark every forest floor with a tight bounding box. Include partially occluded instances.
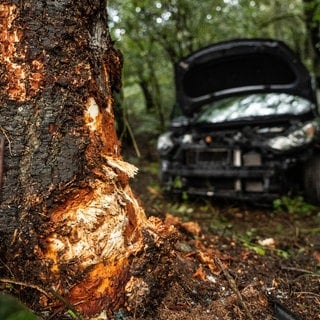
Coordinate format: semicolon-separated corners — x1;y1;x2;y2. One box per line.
123;146;320;320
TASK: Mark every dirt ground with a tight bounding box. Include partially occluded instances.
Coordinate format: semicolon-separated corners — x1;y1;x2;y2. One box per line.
124;148;320;320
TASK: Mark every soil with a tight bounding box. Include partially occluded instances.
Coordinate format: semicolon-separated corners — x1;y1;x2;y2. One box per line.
123;145;320;320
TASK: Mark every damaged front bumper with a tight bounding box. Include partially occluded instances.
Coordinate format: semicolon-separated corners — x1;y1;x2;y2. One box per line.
159;146;305;201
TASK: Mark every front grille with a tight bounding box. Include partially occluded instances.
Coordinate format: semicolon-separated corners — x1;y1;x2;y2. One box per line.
185;148;263;168
242;152;262;166
185;148;230;166
244;180;264;192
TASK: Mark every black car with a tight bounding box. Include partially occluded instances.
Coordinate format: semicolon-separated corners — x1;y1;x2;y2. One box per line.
157;39;320;203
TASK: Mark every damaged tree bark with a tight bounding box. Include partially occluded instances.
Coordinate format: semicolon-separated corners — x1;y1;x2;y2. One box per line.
0;1;158;318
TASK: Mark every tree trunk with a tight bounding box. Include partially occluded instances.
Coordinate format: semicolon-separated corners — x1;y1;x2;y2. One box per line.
0;1;148;317
303;0;320;86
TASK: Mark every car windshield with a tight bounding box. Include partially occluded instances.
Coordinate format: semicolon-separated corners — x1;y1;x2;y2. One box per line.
195;93;314;124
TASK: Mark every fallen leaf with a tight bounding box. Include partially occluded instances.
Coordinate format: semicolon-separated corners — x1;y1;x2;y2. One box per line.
193;265;207;281
182;221;201;236
313;250;320;263
258;238;275;248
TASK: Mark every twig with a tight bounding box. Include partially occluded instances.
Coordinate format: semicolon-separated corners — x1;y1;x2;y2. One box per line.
0;278;84;320
280;266;320;276
124;117;141;158
48;288;85;320
214;257;254;320
295;291;320;298
0;259;15;278
0;278;51;298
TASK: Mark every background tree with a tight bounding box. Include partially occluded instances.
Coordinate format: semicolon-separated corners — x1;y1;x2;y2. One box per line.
303;0;320;85
108;0;315;153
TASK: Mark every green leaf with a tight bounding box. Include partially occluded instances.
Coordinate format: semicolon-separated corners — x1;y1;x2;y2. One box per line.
252;246;266;256
0;294;39;320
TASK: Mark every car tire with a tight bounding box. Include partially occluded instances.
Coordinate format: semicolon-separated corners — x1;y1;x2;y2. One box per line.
304;155;320;204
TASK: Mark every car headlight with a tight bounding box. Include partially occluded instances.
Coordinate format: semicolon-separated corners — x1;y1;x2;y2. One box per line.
182;134;193;144
267;122;317;151
157;132;174;154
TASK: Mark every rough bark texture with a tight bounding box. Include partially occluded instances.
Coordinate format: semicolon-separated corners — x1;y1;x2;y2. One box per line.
303;0;320;85
0;1;148;317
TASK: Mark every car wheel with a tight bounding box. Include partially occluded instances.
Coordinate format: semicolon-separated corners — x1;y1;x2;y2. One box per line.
304;155;320;204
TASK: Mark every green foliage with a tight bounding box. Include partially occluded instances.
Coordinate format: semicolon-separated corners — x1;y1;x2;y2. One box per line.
239;228;266;255
172;176;183;189
276;249;291;259
239;229;290;258
273;196;316;215
0;294;38;320
243;241;266;256
304;0;320;24
66;310;79;319
108;0;314;148
181;191;189;201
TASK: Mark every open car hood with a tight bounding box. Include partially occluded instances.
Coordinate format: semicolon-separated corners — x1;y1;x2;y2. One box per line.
175;39;317;116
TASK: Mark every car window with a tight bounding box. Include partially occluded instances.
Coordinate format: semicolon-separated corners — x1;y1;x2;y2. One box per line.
195;93;314;124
